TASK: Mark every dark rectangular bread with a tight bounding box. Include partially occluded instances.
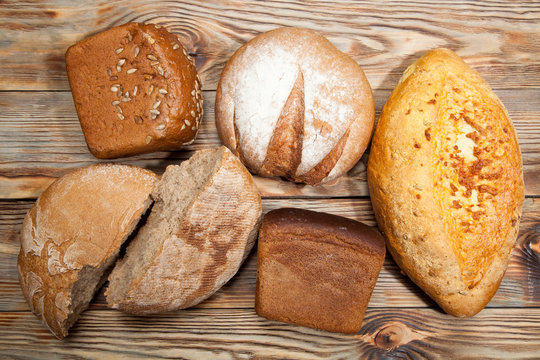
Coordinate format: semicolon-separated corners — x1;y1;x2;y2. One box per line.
255;208;385;334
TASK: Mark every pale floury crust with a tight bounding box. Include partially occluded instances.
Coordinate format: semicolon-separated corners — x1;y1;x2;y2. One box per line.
367;48;524;317
216;27;375;185
17;164;158;338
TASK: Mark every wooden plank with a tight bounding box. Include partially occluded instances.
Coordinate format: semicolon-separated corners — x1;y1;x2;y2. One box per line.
1;89;539;198
1;198;538;312
0;308;539;358
0;0;539;91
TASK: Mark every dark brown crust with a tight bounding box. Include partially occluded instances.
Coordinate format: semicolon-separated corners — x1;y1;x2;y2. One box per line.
260;69;305;177
255;208;385;334
66;22;203;159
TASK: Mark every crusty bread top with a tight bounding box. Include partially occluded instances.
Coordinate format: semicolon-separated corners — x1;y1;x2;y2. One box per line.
367;48;524;316
216;27;374;184
261;208;386;257
17;164;158;337
66;22;203;158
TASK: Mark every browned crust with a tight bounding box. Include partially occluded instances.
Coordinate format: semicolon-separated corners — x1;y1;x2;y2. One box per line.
367;48;524;317
260;69;305;177
255;208;385;333
17;164;158;338
66;22;202;159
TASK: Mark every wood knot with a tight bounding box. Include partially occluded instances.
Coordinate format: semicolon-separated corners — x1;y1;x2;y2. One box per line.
373;322;413;350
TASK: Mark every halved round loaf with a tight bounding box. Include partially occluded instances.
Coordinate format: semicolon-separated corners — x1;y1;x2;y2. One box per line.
17;164;158;338
216;27;374;185
105;146;262;314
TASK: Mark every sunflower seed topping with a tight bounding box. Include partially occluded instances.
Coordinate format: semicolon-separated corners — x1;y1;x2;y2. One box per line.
143;74;153;80
112;100;120;106
111;86;118;92
157;66;164;76
134;46;140;57
159;88;168;95
145;136;152;144
116;105;123;113
153;100;161;109
107;68;112;77
127;68;137;74
147;54;158;61
173;44;180;50
150;61;159;66
117;113;125;120
147;85;154;95
115;47;124;54
156;124;165;130
190;110;195;117
133;85;138;96
184;119;191;126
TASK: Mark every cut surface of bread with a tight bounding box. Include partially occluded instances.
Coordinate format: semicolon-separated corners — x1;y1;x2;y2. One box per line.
106;146;262;314
17;164;158;338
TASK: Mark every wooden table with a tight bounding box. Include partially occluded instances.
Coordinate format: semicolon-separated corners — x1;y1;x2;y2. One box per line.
0;1;539;358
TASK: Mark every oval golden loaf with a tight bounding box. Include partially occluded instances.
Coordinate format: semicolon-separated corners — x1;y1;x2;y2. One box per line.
367;48;524;317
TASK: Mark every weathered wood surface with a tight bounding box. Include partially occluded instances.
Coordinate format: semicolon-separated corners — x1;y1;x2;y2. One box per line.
0;0;539;358
1;89;539;198
1;308;539;359
1;0;539;91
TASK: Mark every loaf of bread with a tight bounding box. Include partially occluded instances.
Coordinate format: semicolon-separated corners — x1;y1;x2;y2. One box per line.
17;164;158;338
367;48;524;317
255;208;385;333
106;146;262;314
216;27;374;185
66;22;203;159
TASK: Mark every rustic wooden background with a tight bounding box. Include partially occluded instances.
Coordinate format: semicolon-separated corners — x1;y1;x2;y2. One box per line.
0;0;539;358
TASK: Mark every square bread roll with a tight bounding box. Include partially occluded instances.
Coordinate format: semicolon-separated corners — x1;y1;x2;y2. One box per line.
255;208;385;333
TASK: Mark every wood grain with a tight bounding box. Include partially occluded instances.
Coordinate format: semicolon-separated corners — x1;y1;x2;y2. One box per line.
1;89;539;198
1;198;538;313
0;308;539;359
0;0;539;91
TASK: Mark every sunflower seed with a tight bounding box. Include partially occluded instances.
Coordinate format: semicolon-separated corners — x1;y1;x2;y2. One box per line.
116;105;123;113
182;48;187;56
173;44;180;50
159;88;168;95
127;32;133;42
134;46;140;57
147;85;154;95
117;113;125;120
127;68;137;74
109;76;118;81
191;90;195;96
181;124;186;131
111;86;118;92
115;47;124;54
191;126;196;131
149;109;160;115
150;61;159;66
190;110;195;117
147;54;158;61
121;97;131;102
156;124;165;130
184;120;191;126
145;136;152;144
153;100;161;109
107;68;112;77
143;74;153;80
157;66;164;76
112;100;120;106
133;85;138;96
124;91;129;98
